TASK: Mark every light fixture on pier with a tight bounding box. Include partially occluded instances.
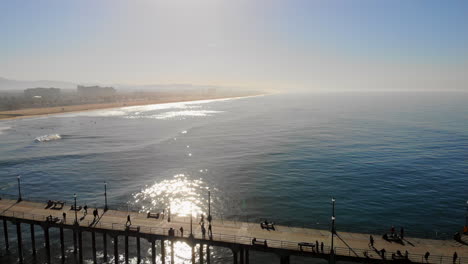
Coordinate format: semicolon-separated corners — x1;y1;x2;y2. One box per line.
74;193;78;225
104;182;108;211
17;175;22;202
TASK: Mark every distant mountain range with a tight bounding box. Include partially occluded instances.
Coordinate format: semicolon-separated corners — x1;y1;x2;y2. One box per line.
0;77;77;90
0;77;232;92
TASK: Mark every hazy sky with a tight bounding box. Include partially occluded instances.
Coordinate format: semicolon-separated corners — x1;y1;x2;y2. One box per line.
1;0;467;91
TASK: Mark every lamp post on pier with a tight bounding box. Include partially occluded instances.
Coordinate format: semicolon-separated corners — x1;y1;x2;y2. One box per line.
17;175;22;202
207;191;212;223
465;200;468;232
104;182;108;211
330;197;336;264
74;193;78;225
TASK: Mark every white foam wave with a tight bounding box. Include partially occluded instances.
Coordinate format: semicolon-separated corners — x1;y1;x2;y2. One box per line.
0;126;11;135
34;134;62;142
126;110;223;120
57;96;252;118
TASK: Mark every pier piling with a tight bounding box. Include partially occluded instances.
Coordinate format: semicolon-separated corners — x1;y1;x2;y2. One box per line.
161;239;166;264
92;231;97;264
30;224;36;257
16;222;23;263
3;219;9;251
125;234;129;264
60;226;65;262
103;233;108;262
78;230;83;263
137;236;141;263
113;235;118;264
199;243;204;264
151;240;156;264
44;226;51;264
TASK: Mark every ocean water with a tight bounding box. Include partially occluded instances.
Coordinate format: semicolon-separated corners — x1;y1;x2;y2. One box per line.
0;92;467;263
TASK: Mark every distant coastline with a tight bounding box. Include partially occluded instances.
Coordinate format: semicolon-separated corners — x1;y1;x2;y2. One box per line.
0;92;265;121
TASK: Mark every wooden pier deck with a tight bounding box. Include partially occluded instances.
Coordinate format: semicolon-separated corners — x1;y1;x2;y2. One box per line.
1;198;467;264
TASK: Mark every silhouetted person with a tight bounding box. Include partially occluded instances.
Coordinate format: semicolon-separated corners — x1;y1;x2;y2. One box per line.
84;205;88;215
252;238;256;244
126;215;131;226
400;227;404;239
201;225;206;238
424;252;430;262
369;235;374;247
208;224;212;237
453;252;458;263
405;250;409;259
315;240;319;252
93;209;98;219
320;242;324;253
380;248;386;259
63;212;66;222
200;214;204;224
180;227;184;237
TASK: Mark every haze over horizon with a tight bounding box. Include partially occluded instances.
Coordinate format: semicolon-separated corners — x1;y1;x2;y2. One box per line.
1;0;467;91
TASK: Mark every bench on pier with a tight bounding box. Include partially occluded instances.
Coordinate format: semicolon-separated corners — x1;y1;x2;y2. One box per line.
147;212;160;219
51;201;65;210
126;226;140;232
46;215;60;223
383;233;402;243
70;205;82;211
252;238;268;247
260;222;275;230
298;242;315;251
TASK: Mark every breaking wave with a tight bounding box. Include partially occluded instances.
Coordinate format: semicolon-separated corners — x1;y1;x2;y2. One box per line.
34;134;62;142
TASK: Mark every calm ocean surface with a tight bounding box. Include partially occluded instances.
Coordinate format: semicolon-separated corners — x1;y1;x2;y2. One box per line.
0;92;467;263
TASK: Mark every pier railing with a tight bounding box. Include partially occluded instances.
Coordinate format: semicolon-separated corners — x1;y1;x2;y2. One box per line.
0;192;458;241
0;208;464;264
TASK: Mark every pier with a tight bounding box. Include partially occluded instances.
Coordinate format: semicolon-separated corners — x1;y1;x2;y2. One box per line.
0;198;466;264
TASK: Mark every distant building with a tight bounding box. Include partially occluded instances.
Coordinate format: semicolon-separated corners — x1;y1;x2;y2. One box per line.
77;85;116;98
24;88;61;99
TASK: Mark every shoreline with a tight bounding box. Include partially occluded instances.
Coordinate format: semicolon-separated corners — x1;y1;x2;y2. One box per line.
0;93;265;121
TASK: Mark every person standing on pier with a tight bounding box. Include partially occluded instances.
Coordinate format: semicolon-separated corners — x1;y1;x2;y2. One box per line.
424;252;430;262
180;226;184;237
320;242;324;253
63;212;66;222
369;235;374;248
315;241;319;252
126;215;131;226
84;205;88;215
453;252;457;263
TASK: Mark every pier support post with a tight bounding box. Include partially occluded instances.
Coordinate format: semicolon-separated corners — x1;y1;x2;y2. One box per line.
207;245;211;264
125;234;129;264
137;236;141;263
191;244;195;264
233;249;238;264
30;224;36;257
171;240;175;264
199;243;204;264
60;226;65;263
280;255;290;264
161;239;166;264
73;229;78;255
78;230;83;264
239;247;244;264
3;219;9;251
103;233;108;262
44;226;51;264
16;222;23;264
92;231;97;264
151;240;156;264
114;236;119;264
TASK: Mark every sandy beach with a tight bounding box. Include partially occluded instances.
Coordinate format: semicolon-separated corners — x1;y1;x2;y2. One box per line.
0;93;262;120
